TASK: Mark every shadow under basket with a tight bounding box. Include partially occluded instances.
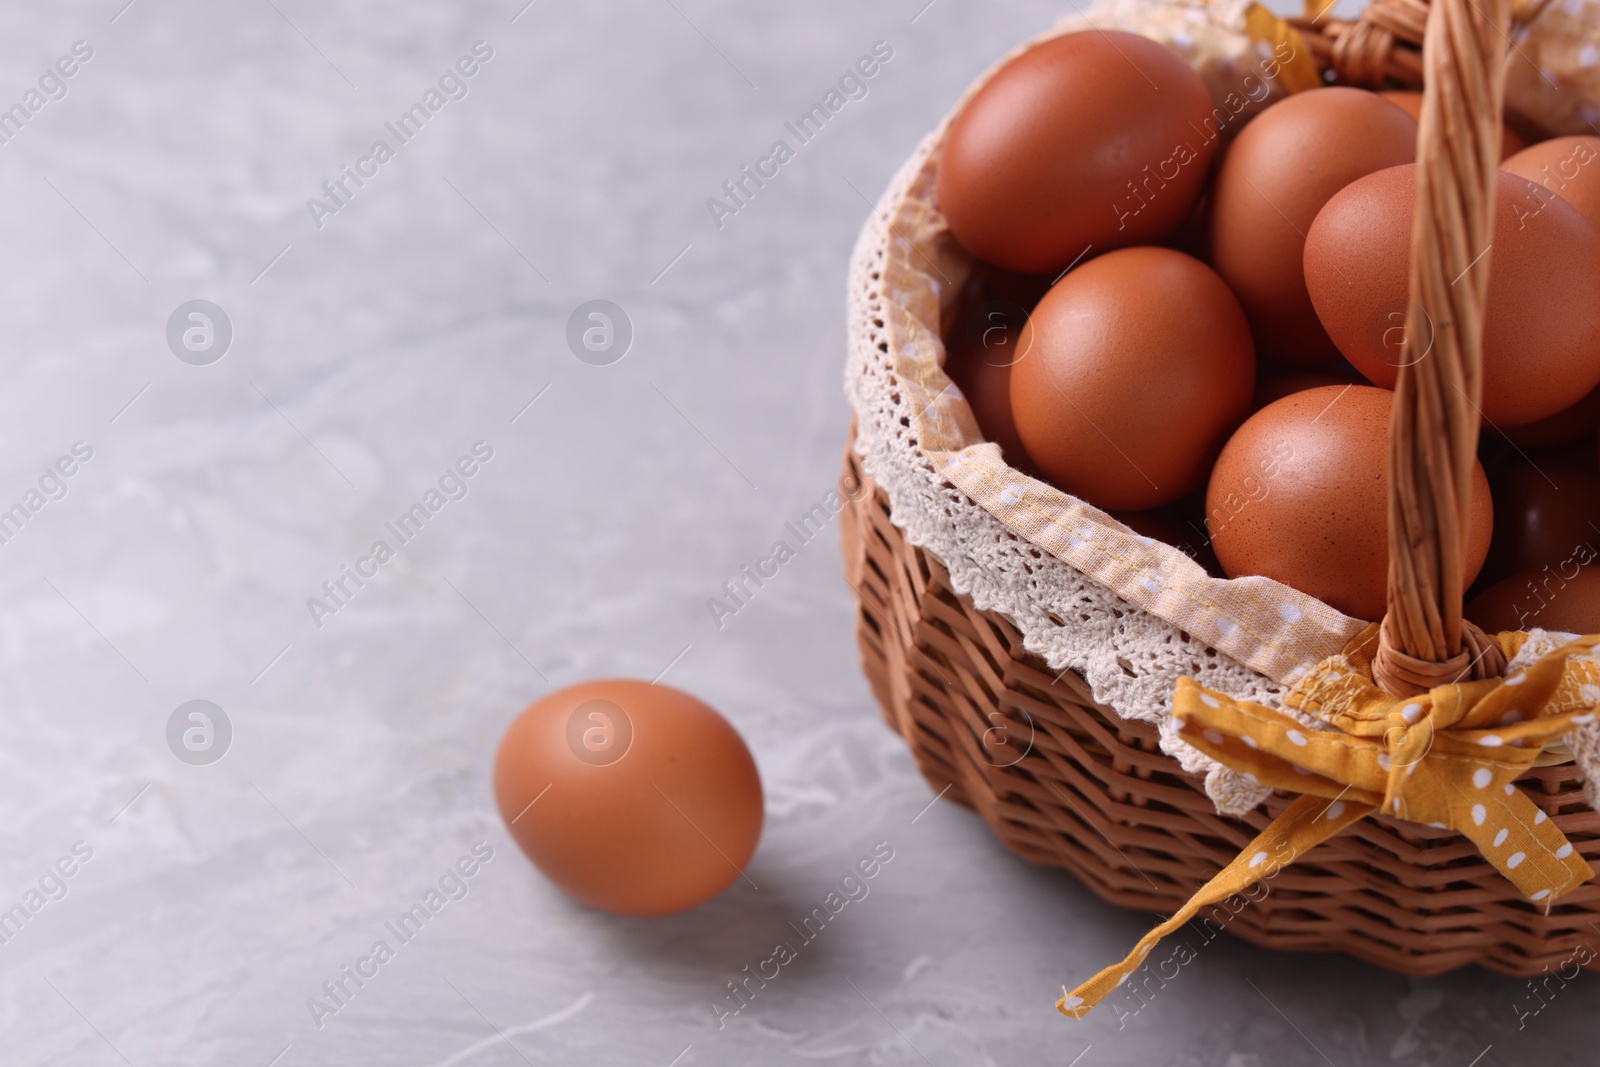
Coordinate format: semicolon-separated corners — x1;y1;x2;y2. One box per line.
840;436;1600;977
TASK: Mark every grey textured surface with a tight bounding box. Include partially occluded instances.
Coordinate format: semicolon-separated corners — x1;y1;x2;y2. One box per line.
0;2;1593;1064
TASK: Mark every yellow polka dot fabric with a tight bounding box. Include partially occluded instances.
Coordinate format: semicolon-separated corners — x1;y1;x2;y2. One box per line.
881;0;1600;689
850;0;1600;1025
1057;626;1600;1019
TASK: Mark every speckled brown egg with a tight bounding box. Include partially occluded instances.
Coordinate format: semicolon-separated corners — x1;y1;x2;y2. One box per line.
1010;247;1255;511
1305;165;1600;427
1378;90;1528;159
1208;385;1493;620
938;30;1217;274
1502;135;1600;231
1207;87;1418;366
1467;567;1600;634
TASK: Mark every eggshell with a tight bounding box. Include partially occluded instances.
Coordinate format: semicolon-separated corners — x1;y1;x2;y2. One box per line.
1467;567;1600;634
1502;135;1600;230
1010;247;1255;510
1305;165;1600;426
1497;381;1600;447
1378;90;1528;160
493;680;763;916
946;339;1029;468
1207;88;1418;366
1208;385;1493;620
938;31;1217;273
1479;452;1600;587
943;268;1052;468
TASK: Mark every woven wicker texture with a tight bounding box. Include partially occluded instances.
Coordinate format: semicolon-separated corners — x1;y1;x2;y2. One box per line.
843;440;1600;975
842;0;1600;975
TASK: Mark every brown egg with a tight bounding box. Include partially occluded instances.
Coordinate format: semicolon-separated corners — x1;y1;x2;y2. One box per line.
1208;385;1493;620
1251;364;1362;410
938;31;1217;273
1305;165;1600;426
1011;247;1255;510
493;680;762;916
1467;567;1600;634
1207;88;1417;366
1479;453;1600;586
943;271;1050;468
946;343;1029;467
1498;381;1600;447
1502;135;1600;231
1378;90;1528;160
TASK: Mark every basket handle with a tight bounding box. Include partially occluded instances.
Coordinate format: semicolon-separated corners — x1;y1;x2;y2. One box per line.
1372;0;1511;697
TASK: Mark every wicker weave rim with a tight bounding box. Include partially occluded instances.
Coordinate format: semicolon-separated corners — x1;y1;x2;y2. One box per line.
840;0;1600;980
842;435;1600;977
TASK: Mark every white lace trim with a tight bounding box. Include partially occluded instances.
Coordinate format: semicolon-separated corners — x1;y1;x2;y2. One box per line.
842;26;1600;816
845;122;1284;815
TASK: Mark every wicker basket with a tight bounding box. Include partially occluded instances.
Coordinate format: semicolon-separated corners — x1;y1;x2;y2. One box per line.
841;0;1600;978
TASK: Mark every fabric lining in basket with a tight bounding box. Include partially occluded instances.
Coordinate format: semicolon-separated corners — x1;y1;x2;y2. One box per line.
843;0;1600;985
842;18;1600;816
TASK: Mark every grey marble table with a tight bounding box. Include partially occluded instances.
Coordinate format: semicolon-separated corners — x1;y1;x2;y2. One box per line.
0;1;1592;1064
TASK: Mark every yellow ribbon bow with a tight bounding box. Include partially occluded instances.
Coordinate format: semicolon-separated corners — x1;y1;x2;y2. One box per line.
1059;626;1600;1019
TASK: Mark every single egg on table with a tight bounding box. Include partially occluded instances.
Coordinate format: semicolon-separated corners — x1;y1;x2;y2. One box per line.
493;679;763;916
